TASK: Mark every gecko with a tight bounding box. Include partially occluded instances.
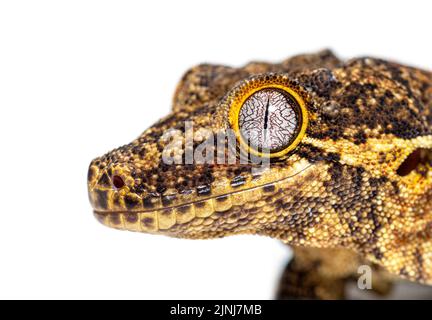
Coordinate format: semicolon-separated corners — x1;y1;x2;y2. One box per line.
87;50;432;299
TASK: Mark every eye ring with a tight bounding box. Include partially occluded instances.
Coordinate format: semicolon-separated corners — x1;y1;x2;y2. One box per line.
228;75;308;158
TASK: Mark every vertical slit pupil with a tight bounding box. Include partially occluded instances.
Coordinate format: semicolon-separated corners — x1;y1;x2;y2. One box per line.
238;88;299;153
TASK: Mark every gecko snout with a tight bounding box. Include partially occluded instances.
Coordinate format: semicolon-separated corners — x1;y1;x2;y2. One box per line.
87;158;132;211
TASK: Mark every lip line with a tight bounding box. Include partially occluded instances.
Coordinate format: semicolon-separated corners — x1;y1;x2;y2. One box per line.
93;163;313;215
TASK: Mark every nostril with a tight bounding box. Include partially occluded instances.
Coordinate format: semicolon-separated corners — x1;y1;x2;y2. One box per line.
112;175;125;189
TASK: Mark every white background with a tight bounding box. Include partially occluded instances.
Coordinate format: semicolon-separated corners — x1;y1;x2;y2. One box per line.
0;0;431;299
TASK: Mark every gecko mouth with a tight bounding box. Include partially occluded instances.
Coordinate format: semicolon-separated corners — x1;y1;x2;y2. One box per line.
90;162;313;232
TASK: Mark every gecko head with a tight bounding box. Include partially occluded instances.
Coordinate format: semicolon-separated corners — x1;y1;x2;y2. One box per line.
88;53;432;249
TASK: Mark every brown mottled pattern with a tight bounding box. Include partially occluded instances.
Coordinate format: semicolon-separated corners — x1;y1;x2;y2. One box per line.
88;50;432;297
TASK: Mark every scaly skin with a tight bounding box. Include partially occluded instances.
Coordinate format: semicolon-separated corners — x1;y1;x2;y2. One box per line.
88;50;432;297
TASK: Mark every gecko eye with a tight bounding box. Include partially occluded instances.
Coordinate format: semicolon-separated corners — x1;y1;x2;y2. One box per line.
239;88;301;153
227;75;308;158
